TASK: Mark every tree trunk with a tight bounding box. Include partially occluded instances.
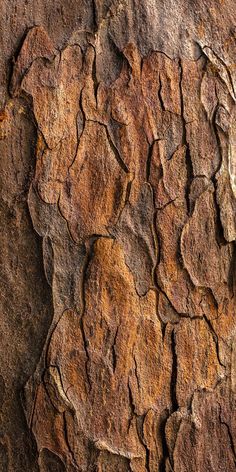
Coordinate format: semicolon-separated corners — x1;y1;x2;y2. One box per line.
0;1;236;471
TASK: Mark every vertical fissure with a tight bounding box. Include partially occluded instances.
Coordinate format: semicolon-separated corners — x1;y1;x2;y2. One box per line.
170;329;178;413
179;58;194;215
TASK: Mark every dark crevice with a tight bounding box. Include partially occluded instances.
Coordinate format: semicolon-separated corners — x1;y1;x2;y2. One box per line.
152;210;160;267
67;93;86;172
178;58;194;215
184;144;193;215
146;141;154;182
156;198;177;211
208;287;219;311
134;354;141;392
159;409;171;472
212;179;226;246
26;388;38;431
170;328;178;413
160;321;167;339
57;193;80;245
211;104;228;246
42;374;59;415
153;50;173;61
86;233;115;240
91;45;99;106
87;440;101;470
107;33;126;82
8;28;31;94
111;325;119;372
150;209;205;325
108;32;133;84
124;178;133;205
219;403;236;465
146;139;162;182
199;287;219;316
220;422;236;466
167;144;182;161
158;74;165;111
92;0;98;32
110;113;128;126
9;35;57;99
149;182;173;335
136;414;151;472
228;242;236;296
104;123;129;173
87;118;129;173
203;315;226;368
63;412;78;469
80;237;99;391
127;379;136;433
79;86;87;128
155;283;180;320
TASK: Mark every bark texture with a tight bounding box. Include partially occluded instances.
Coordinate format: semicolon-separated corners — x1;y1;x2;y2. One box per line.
0;1;236;471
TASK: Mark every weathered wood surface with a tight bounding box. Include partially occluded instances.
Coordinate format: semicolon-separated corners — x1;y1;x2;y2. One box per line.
0;1;236;470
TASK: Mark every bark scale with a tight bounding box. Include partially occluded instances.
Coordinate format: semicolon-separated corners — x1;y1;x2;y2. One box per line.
0;1;236;471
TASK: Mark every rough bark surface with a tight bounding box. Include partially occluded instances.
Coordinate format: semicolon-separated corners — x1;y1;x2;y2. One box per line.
0;1;236;471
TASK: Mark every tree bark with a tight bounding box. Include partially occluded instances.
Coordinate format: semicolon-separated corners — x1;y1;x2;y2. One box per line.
0;1;236;471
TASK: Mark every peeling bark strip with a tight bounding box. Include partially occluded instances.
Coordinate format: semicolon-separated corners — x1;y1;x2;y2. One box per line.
0;1;236;471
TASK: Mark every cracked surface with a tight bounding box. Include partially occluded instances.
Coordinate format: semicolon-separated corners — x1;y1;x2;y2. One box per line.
0;1;236;471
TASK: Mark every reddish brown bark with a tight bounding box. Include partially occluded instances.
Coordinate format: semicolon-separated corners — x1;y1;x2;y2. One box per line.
0;1;236;471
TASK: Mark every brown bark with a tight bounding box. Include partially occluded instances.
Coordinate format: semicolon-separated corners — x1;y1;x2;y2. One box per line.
0;1;236;471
